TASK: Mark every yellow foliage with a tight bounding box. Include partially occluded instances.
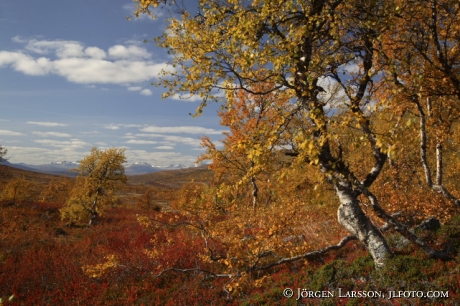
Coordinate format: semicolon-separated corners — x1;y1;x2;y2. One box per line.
82;255;118;278
1;177;36;204
133;0;460;282
136;214;151;229
60;147;127;226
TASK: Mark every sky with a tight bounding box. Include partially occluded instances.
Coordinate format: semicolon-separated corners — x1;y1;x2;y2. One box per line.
0;0;225;166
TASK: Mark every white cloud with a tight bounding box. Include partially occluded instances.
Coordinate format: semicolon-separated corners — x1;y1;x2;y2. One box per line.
27;121;68;127
103;124;120;130
171;93;204;102
32;131;72;137
34;138;89;149
126;139;158;145
11;36;26;43
24;39;85;58
5;145;86;165
126;149;196;166
52;57;168;84
121;124;144;128
133;133;202;147
155;145;174;150
85;47;106;59
140;125;225;135
338;63;360;75
133;133;163;138
122;3;163;21
127;132;204;148
0;129;26;136
127;86;142;91
81;130;100;134
170;87;225;102
161;135;202;147
0;38;174;86
4;141;199;166
104;123;143;130
108;45;151;59
127;86;153;96
0;51;52;75
140;89;152;96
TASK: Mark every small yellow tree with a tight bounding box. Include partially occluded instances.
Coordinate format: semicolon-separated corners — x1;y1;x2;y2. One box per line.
60;147;127;226
1;177;36;205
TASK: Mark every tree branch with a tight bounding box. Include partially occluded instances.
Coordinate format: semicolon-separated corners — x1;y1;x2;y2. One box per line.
362;188;453;260
250;235;358;271
152;267;232;279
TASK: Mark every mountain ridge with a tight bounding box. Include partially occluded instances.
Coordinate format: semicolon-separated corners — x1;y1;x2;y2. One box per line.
0;160;194;176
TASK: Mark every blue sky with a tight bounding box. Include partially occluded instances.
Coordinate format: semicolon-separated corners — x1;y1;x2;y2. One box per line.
0;0;225;166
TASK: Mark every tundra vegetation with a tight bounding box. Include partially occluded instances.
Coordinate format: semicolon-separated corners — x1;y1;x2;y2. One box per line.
0;161;459;305
1;0;460;304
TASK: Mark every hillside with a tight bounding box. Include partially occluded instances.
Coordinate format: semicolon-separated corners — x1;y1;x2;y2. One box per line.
127;165;213;189
0;164;213;191
0;164;212;211
0;165;63;187
0;163;459;305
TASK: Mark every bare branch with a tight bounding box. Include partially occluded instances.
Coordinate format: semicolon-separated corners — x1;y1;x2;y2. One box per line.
431;184;460;207
152;267;232;279
251;235;358;271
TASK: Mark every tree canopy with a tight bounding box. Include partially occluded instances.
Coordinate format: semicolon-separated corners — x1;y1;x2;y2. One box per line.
135;0;460;270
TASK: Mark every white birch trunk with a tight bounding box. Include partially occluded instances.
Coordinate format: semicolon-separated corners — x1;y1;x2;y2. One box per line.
336;186;390;269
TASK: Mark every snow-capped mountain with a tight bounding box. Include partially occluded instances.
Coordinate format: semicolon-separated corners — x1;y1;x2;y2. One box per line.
50;161;80;167
125;162;163;175
0;160;190;176
125;162;189;175
0;160;79;176
164;163;187;170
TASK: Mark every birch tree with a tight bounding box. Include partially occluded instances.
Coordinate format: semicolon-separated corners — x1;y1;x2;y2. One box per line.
1;177;36;205
378;0;460;207
135;0;457;268
60;147;127;226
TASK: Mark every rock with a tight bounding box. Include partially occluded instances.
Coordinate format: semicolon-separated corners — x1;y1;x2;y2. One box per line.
414;216;441;232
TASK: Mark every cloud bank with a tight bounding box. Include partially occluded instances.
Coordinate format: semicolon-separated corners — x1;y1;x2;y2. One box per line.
0;37;172;95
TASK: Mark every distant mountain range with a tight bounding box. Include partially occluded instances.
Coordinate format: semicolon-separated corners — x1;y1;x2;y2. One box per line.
0;160;191;176
125;162;189;176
